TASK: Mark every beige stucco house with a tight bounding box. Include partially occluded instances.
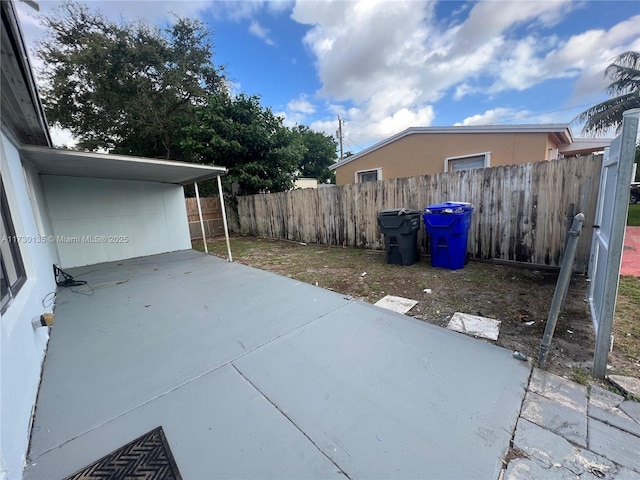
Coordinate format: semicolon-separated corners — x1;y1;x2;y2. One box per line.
329;125;611;185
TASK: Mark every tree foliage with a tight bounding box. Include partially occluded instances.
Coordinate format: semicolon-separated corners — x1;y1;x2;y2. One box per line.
296;126;337;184
182;94;304;195
576;51;640;137
37;0;226;159
38;1;336;196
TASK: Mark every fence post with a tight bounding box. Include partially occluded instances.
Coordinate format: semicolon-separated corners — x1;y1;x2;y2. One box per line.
217;175;233;262
538;212;585;368
194;182;208;254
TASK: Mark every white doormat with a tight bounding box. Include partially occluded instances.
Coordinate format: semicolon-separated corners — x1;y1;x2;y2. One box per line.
374;295;418;314
447;312;501;341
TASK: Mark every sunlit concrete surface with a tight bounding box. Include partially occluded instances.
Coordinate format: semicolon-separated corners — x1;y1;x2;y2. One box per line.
24;250;530;479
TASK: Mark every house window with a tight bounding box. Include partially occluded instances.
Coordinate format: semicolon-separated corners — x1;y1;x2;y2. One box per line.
1;180;26;314
355;168;381;183
444;152;490;172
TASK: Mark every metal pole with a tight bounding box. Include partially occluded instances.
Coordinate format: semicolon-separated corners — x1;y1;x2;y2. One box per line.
217;175;233;262
538;212;585;369
194;182;208;254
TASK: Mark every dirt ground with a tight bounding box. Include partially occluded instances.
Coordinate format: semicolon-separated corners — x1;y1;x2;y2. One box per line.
198;236;639;383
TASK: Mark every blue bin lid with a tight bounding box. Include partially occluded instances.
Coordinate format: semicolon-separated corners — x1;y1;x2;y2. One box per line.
424;202;473;214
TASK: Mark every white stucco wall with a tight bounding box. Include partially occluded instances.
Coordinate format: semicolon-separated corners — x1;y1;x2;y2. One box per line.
42;176;191;268
1;132;58;480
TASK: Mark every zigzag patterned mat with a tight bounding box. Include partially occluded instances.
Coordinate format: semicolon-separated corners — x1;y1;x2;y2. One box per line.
64;426;182;480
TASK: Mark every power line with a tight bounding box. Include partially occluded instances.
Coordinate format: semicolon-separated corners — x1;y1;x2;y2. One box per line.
343;135;365;150
493;103;595;124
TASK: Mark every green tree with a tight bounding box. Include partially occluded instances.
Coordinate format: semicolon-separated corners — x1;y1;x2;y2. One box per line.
576;51;640;136
182;94;304;195
296;126;337;184
37;0;226;159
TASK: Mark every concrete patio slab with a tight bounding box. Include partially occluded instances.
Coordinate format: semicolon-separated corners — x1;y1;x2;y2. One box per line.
528;369;588;412
608;374;640;399
620;400;640;425
233;301;530;479
504;457;577;480
25;365;346;479
512;418;617;479
520;369;588;447
24;250;532;479
520;391;587;447
588;417;640;472
29;251;351;458
589;385;640;437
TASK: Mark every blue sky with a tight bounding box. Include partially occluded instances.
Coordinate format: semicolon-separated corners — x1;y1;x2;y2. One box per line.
16;1;640;152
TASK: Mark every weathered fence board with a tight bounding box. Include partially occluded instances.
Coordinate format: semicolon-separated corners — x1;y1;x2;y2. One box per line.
185;197;224;239
235;156;602;272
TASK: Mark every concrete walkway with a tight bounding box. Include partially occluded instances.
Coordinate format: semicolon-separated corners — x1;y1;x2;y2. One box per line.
23;251;640;479
506;369;640;479
621;226;640;276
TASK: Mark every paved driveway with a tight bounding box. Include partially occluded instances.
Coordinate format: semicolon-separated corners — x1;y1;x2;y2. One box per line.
621;226;640;276
25;250;530;479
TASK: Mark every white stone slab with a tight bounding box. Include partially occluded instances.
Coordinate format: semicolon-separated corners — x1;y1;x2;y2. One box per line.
608;375;640;399
447;312;501;341
373;295;418;314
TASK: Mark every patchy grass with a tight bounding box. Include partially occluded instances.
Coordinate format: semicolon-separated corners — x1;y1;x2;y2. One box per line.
610;276;640;375
571;367;591;386
628;204;640;226
194;235;632;382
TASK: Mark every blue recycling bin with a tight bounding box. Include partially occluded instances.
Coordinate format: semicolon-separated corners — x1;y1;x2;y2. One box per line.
423;202;473;270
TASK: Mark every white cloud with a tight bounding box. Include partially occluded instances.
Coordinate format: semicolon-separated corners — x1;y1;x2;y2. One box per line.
287;96;315;115
333;104;435;149
275;95;317;126
454;108;530;126
486;15;640;100
208;0;294;21
249;20;275;45
291;0;640;137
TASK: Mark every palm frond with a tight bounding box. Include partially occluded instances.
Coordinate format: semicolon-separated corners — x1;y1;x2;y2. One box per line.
576;92;640;136
574;51;640;137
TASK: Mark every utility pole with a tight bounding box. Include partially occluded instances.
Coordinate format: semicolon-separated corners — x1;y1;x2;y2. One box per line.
336;115;344;159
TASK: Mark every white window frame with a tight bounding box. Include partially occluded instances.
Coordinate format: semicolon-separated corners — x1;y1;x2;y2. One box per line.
354;168;382;183
1;180;27;314
444;152;491;173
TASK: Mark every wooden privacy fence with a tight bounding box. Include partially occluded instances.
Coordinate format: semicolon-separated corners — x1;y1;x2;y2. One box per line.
185;197;224;240
236;155;602;272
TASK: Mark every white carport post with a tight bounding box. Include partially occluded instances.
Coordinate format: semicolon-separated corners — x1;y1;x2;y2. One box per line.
217;175;233;262
194;182;208;254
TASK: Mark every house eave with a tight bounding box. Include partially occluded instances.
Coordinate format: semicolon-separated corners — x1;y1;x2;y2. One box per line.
20;146;227;185
1;0;51;147
559;138;614;156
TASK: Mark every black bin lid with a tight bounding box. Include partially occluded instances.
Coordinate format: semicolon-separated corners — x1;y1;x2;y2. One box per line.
379;208;422;216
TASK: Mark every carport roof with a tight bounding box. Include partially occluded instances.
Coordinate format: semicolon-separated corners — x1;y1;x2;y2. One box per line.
20;145;226;185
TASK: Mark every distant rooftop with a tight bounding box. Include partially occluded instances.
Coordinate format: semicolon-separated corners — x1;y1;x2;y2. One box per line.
330;124;574;170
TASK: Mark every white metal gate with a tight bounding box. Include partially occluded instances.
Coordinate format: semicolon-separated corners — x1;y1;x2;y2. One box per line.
587;109;640;378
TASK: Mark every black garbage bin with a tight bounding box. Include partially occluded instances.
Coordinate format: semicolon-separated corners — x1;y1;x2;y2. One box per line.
377;208;422;266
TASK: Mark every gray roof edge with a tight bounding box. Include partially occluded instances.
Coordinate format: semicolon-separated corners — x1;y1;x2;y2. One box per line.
3;0;52;147
20;145;226;171
20;145;227;185
329;123;573;170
